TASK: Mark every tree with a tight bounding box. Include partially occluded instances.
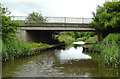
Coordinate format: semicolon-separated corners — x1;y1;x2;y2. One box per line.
0;3;11;15
0;3;19;42
90;2;120;40
26;12;46;23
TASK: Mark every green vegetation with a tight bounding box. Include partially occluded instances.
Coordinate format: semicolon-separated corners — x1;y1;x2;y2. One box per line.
0;38;2;53
57;35;75;44
90;1;120;39
26;12;46;23
57;32;97;44
27;43;49;49
76;32;96;41
89;1;120;68
89;34;120;68
1;4;49;61
1;9;19;42
1;1;120;70
63;32;96;41
2;39;49;61
1;4;28;61
2;39;30;61
85;35;98;42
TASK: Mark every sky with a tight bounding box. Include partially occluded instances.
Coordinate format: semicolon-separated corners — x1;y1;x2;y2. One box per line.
0;0;107;18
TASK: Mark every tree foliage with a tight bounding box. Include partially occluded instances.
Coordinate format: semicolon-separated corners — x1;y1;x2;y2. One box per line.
90;2;120;33
26;12;46;23
0;3;19;42
0;3;11;15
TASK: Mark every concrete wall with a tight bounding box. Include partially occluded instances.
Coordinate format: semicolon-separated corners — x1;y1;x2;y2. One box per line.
16;30;59;44
16;29;27;42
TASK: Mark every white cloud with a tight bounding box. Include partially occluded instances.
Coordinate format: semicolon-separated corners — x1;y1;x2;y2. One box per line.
1;0;105;18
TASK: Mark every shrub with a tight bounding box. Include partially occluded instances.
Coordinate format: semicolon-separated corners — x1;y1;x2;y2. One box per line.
89;33;120;67
2;39;30;61
58;35;75;44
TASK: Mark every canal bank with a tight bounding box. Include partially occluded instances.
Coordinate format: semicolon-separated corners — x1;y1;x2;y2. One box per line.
2;41;65;62
30;43;65;53
2;44;120;77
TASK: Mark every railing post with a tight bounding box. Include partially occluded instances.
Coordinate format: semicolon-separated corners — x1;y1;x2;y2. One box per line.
82;18;84;24
64;17;66;23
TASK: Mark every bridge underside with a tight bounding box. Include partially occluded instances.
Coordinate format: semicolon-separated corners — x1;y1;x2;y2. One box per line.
17;30;59;44
20;27;94;32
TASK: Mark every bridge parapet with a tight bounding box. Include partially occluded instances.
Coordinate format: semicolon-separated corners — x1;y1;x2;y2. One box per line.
20;22;91;28
10;16;92;23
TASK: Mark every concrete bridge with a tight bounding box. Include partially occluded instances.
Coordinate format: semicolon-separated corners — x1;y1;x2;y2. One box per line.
11;16;95;44
20;22;94;31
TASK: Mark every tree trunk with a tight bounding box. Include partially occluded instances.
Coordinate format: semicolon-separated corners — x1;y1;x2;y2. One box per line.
97;32;104;42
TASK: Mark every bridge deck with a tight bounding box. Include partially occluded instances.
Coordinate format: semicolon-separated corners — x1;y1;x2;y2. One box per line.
20;22;95;31
10;16;94;31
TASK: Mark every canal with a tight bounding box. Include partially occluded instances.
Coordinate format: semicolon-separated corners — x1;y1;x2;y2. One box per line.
2;44;119;77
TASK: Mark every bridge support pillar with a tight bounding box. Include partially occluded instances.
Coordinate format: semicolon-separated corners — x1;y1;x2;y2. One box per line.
16;29;27;42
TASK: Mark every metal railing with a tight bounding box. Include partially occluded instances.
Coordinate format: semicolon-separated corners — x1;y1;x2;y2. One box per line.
9;16;92;23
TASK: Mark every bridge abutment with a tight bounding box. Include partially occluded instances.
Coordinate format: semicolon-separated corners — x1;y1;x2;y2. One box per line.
16;30;59;44
16;29;27;42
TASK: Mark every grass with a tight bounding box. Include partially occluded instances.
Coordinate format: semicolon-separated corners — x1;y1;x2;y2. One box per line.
85;35;98;42
89;33;120;68
27;43;49;49
2;39;30;61
2;39;49;61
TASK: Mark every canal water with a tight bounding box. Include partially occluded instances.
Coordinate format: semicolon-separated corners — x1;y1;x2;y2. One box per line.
2;45;120;77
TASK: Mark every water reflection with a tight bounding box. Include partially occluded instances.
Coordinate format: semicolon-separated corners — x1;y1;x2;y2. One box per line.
73;41;85;45
56;46;91;64
2;45;119;77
